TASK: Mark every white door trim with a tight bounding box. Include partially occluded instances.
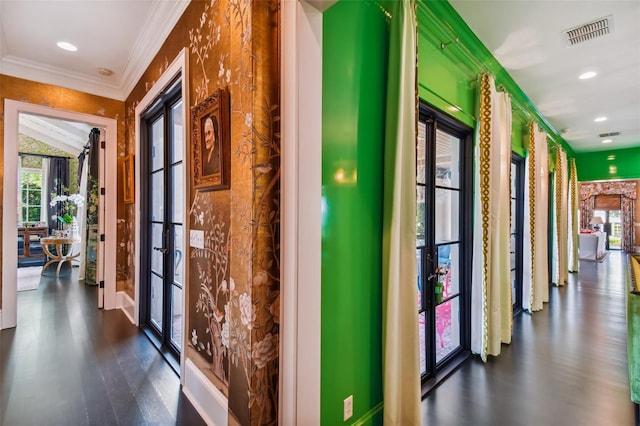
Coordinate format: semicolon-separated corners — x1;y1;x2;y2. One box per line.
280;1;331;423
2;99;118;329
134;48;188;382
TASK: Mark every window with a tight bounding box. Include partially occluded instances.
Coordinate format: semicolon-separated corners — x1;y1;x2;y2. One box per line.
20;168;45;223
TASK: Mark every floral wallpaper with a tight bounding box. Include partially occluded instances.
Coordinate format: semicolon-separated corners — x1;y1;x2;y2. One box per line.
123;1;280;424
19;135;79;193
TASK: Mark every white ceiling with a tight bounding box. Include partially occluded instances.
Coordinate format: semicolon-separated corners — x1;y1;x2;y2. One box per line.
449;0;640;153
0;0;188;101
1;1;638;154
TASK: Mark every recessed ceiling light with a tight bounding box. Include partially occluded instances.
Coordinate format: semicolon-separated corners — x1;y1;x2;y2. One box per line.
607;155;615;160
57;41;77;52
579;71;597;80
97;68;114;76
602;139;613;144
594;116;607;122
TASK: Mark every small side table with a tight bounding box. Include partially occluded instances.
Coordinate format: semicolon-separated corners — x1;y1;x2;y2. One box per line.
41;237;81;277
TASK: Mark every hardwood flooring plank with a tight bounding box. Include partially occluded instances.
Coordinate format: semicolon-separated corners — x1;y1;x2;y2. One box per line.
422;251;636;426
1;268;204;426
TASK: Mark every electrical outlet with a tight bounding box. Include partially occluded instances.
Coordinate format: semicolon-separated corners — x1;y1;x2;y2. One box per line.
343;395;353;421
189;229;204;249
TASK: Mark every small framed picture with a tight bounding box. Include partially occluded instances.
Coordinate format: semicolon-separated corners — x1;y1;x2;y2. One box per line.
191;88;230;191
123;154;135;203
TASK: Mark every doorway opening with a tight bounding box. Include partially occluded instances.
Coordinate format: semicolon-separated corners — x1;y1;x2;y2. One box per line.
2;100;117;330
593;210;622;250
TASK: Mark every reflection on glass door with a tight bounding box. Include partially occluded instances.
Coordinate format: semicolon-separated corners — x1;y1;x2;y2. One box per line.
140;79;185;363
416;104;471;380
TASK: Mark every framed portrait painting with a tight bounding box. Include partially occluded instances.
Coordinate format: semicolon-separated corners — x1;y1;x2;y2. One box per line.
192;88;230;191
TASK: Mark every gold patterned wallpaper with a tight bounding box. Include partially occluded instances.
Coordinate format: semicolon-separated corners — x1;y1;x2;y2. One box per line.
0;74;126;307
123;1;280;424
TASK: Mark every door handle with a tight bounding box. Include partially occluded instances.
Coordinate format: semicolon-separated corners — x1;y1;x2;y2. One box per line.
153;246;168;254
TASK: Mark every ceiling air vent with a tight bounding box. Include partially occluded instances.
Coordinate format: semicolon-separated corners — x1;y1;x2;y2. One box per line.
599;131;621;138
563;15;613;46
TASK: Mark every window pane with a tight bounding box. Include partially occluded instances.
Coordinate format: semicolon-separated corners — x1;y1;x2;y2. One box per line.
174;225;184;286
171;284;183;349
171;164;183;223
417;122;426;185
151;116;164;172
435;188;459;243
150;274;164;330
171;100;183;163
511;198;517;233
417;248;423;310
435;297;460;363
416;186;425;245
151;223;163;275
151;171;164;221
435;129;460;189
438;244;459;298
419;311;426;375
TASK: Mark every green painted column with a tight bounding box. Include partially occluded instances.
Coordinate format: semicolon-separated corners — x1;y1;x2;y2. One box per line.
322;1;389;424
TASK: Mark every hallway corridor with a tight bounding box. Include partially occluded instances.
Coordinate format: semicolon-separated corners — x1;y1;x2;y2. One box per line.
422;251;635;425
1;268;204;425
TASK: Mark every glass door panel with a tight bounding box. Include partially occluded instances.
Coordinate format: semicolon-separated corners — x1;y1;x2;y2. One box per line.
141;80;184;365
416;105;471;381
511;155;524;315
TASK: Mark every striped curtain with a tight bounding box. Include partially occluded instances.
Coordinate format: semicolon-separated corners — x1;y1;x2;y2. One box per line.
568;158;579;272
523;123;549;312
470;74;513;360
381;1;420;424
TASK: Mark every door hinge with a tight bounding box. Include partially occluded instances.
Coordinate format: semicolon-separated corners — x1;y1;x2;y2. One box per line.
99;281;105;288
100;188;105;195
101;141;105;149
100;234;105;242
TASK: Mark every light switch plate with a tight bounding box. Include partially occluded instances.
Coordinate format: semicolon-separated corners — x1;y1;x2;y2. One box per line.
190;229;204;249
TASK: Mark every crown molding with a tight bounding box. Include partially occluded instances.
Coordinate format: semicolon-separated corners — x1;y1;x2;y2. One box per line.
120;0;191;99
1;55;125;100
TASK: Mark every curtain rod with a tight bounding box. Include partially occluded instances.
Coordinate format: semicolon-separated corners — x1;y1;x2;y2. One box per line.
19;152;72;160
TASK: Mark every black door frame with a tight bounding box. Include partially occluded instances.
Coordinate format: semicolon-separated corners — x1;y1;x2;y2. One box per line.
511;153;525;316
139;78;183;368
418;102;473;386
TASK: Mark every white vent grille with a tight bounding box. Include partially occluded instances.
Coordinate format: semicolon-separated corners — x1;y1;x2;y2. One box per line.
564;15;613;46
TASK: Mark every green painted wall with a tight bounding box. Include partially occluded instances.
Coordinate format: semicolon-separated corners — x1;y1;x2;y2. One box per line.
322;1;387;424
575;147;640;181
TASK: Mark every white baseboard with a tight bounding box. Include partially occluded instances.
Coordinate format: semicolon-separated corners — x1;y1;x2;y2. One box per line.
116;291;136;324
183;358;228;426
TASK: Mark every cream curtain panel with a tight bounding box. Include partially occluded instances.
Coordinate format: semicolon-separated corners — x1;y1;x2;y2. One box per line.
470;74;512;360
523;123;549;312
381;1;420;424
552;148;569;286
568;158;579;272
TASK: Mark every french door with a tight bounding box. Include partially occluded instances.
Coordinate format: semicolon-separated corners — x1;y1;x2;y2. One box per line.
417;103;472;380
140;80;185;364
510;154;524;316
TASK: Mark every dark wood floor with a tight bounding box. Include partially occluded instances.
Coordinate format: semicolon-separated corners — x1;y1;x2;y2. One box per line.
423;250;636;425
1;268;205;426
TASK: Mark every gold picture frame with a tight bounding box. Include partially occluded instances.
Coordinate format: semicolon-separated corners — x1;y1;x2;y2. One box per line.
123;154;134;204
192;88;230;191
